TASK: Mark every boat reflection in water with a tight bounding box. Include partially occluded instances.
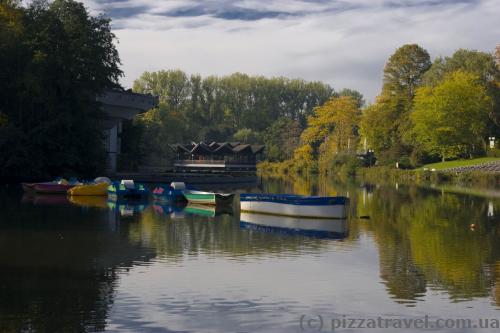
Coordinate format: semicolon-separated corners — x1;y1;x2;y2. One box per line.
68;195;108;209
21;193;70;206
184;203;234;218
151;203;186;217
107;197;148;217
240;212;348;239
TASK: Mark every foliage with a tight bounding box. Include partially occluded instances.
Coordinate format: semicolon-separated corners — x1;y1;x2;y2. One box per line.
261;118;301;162
412;71;491;161
361;44;431;166
132;70;342;163
232;128;261;144
0;0;122;181
422;49;500;131
301;96;361;152
135;103;186;166
338;88;365;108
292;144;316;173
294;96;361;174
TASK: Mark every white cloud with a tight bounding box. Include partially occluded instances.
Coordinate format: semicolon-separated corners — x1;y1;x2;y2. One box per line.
81;0;500;102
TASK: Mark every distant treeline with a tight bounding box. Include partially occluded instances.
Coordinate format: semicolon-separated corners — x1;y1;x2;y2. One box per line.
128;70;364;166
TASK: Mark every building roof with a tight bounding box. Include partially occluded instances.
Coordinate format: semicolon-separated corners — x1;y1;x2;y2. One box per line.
169;141;264;155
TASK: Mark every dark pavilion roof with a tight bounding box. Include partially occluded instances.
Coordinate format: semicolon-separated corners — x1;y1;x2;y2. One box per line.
169;142;265;155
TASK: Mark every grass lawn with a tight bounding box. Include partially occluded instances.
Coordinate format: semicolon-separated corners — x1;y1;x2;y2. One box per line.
421;157;500;170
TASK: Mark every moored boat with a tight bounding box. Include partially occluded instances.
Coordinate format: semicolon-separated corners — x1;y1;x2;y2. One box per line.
22;178;82;194
108;180;149;199
152;182;186;202
183;190;234;206
33;183;76;194
240;212;348;239
21;183;37;192
239;193;348;219
68;182;109;196
183;203;233;217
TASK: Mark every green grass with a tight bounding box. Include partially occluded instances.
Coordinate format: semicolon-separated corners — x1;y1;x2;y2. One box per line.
421;157;500;170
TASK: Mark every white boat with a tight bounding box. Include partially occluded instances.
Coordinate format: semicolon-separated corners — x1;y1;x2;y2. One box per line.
240;212;348;239
239;193;348;219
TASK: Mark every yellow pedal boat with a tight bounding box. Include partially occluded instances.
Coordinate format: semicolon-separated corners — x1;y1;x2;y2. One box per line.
68;182;108;196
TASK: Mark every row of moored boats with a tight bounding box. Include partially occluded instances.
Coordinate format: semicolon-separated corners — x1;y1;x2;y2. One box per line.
22;179;349;219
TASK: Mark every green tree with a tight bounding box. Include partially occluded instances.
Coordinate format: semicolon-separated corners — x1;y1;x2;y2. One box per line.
338;88;365;108
361;44;431;166
412;71;491;161
294;96;361;173
262;118;301;162
232;128;260;144
132;70;336;165
422;49;500;132
0;0;122;181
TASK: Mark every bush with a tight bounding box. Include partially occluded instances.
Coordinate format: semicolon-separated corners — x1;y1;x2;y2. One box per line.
486;148;500;158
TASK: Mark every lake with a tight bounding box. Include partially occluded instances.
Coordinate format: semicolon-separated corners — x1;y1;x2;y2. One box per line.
1;177;500;332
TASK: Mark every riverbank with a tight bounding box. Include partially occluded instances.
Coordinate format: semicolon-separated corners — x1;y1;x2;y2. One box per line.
258;161;500;188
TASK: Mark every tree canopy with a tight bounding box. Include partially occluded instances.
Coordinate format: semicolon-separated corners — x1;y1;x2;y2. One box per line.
131;70;351;164
361;44;432;165
412;71;491;161
0;0;122;181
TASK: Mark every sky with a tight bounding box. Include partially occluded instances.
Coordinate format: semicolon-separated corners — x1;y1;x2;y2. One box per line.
80;0;500;102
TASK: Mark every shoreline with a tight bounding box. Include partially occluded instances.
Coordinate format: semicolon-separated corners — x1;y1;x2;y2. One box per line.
258;163;500;189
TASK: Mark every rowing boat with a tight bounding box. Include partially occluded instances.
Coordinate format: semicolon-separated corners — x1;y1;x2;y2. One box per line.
239;193;348;219
183;190;234;206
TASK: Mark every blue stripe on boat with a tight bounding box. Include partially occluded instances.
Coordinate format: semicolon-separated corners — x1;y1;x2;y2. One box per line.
240;221;346;239
239;193;347;206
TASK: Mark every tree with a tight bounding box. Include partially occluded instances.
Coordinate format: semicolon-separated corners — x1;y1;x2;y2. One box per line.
360;97;400;158
262;118;301;162
338;88;365;108
233;128;260;143
0;0;123;181
361;44;431;165
422;49;500;131
301;96;361;153
412;71;491;161
382;44;432;101
132;70;336;165
293;96;361;173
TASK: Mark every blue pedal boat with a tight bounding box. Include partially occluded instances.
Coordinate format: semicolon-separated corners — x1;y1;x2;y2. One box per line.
108;180;149;199
152;182;187;203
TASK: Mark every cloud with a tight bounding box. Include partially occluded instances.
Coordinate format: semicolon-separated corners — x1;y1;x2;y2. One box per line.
80;0;500;102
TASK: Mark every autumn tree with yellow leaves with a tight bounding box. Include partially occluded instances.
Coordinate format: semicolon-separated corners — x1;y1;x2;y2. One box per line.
293;96;362;173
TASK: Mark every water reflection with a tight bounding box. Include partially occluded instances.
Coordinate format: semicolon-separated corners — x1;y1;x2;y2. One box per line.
0;190;155;332
240;212;348;239
2;177;500;331
260;176;500;306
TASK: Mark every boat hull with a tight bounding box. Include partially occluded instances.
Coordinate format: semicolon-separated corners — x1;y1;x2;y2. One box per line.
33;183;75;194
240;194;348;219
108;183;149;199
68;183;108;196
184;191;234;206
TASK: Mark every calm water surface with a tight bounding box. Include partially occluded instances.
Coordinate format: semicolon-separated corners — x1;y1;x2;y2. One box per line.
1;177;500;332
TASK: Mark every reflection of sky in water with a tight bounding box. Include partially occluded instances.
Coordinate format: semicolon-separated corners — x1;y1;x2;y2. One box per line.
108;236;500;333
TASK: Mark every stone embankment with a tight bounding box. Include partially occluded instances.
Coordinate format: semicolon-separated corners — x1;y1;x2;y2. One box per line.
444;161;500;173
